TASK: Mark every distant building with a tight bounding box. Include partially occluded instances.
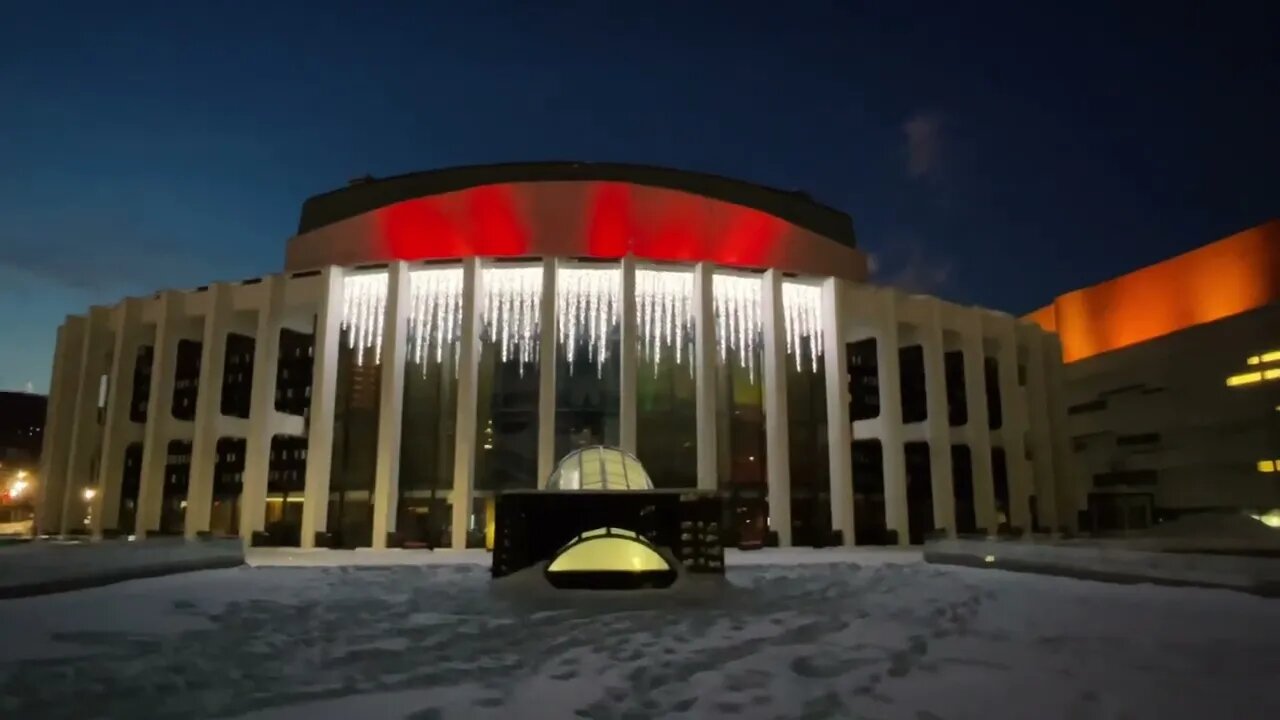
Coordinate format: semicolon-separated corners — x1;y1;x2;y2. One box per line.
1028;220;1280;530
38;162;1072;547
0;391;45;465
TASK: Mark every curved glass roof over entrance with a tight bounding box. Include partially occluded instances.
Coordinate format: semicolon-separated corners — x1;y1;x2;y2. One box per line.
546;446;654;491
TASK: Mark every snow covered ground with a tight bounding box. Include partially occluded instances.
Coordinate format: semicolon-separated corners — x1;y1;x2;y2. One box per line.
2;556;1278;720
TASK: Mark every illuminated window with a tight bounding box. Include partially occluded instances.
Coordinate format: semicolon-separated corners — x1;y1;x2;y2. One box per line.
1248;356;1260;365
1265;368;1280;381
1260;460;1277;473
1263;351;1280;363
1226;372;1263;387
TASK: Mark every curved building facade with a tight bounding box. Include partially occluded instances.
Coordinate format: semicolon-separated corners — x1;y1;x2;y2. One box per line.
37;163;1075;548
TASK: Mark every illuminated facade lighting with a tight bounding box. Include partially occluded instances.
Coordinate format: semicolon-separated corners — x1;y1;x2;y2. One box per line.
1226;372;1263;387
1259;460;1277;473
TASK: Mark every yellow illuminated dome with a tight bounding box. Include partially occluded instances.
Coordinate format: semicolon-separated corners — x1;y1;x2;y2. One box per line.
545;527;677;589
546;446;654;491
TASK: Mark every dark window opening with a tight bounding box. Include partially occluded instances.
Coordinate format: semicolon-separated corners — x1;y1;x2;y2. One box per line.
847;339;879;421
951;444;977;534
992;447;1010;530
985;357;1003;430
263;434;308;546
1116;433;1161;447
210;437;246;535
899;345;927;424
220;333;255;419
851;439;890;545
171;340;202;421
129;346;153;423
1067;399;1107;415
159;439;193;534
275;327;315;417
944;350;967;427
117;443;144;533
904;441;934;544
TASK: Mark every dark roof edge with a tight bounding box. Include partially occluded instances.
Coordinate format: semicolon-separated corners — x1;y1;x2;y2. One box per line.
296;161;856;247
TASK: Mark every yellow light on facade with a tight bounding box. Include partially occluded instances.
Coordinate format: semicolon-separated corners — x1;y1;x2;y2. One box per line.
1259;460;1277;473
82;487;96;500
1265;369;1280;381
1262;351;1280;363
1248;356;1261;365
1227;372;1263;387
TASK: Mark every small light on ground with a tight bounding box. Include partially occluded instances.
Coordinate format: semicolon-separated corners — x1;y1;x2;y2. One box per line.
983;555;996;563
82;487;96;500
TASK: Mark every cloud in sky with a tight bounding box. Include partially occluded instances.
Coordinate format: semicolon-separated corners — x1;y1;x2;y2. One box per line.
903;113;942;179
868;238;953;296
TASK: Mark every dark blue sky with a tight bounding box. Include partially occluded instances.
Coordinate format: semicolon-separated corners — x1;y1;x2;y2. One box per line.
2;1;1277;392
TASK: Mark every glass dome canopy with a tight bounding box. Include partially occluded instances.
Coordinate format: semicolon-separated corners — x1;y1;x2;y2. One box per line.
546;446;654;491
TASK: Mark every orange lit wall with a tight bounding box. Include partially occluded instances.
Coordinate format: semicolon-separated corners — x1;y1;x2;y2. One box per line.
1027;220;1280;363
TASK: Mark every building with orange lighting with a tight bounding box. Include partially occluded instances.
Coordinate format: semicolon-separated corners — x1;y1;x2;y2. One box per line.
1028;220;1280;530
36;162;1073;550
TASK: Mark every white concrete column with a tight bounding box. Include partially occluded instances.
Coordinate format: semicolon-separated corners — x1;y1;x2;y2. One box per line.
821;278;855;545
875;292;910;545
994;317;1032;531
136;293;181;537
761;270;792;546
184;284;232;538
618;256;638;454
962;312;997;533
92;299;143;537
37;317;86;535
921;305;956;537
64;306;111;535
1021;327;1058;534
301;267;345;548
536;258;558;486
1043;334;1078;532
450;258;482;548
693;262;718;492
372;261;410;548
240;275;285;541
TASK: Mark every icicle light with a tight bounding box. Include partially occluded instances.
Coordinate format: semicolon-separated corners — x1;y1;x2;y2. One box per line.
341;272;389;365
482;265;542;374
557;266;620;376
782;281;824;372
635;269;694;376
712;274;763;382
407;267;464;373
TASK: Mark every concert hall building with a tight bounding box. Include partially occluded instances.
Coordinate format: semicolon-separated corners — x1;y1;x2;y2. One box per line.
36;162;1075;549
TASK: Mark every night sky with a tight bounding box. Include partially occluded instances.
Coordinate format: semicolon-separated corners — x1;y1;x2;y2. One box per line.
2;2;1277;393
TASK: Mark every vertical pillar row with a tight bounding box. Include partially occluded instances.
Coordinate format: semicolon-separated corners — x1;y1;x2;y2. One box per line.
761;269;791;546
821;278;855;545
1022;327;1059;534
693;262;718;492
450;258;482;549
995;318;1032;531
93;299;143;537
372;262;410;548
921;304;956;537
618;256;638;455
963;312;997;534
37;317;86;535
876;292;910;545
301;267;345;548
185;284;233;538
536;258;558;486
136;293;181;538
240;275;285;541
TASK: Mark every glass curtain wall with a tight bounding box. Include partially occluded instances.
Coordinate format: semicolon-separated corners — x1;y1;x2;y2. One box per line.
473;264;542;547
328;272;386;548
635;267;697;489
554;264;622;460
395;266;464;547
713;272;767;546
782;281;829;546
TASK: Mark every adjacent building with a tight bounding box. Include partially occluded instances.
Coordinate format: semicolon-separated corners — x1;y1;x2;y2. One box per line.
1028;220;1280;530
37;162;1074;548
